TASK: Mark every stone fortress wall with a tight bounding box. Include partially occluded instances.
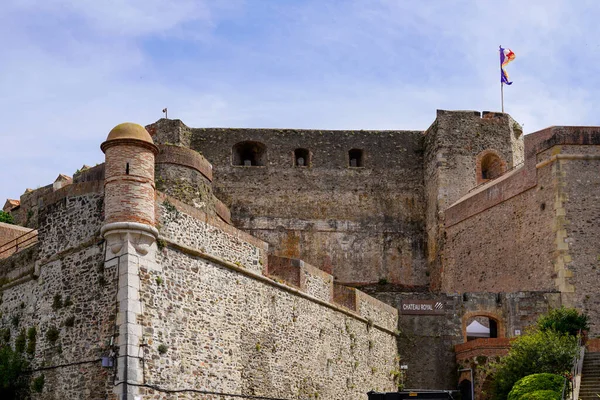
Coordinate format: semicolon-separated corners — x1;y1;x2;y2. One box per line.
2;110;600;397
0;123;399;399
147;119;427;288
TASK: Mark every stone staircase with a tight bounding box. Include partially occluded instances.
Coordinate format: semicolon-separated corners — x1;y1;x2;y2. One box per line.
579;352;600;400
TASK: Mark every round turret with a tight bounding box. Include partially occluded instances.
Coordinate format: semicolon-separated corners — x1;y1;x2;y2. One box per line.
101;122;159;227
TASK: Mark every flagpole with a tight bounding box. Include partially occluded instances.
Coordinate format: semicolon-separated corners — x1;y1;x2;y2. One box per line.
501;81;504;113
499;45;504;113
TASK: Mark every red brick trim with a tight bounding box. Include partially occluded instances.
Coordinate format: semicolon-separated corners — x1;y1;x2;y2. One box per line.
100;138;159;155
455;338;511;361
155;145;213;182
461;311;505;342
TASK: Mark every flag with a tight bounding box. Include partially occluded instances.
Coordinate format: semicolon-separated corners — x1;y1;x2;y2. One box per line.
500;47;515;85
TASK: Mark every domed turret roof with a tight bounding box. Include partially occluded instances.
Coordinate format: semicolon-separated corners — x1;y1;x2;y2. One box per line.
105;122;154;144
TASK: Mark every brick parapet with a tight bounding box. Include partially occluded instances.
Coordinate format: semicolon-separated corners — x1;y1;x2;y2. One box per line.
156;144;213;181
454;338;511;361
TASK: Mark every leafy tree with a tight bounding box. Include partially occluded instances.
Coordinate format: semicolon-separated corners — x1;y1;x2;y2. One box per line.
490;329;577;400
537;306;589;336
519;390;561;400
0;345;29;399
0;211;14;225
507;373;564;400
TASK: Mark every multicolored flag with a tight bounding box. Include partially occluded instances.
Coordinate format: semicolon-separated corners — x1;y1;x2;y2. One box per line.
500;47;516;85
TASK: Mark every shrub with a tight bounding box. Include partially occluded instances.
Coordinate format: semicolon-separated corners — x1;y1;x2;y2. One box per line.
26;327;37;356
14;330;26;353
31;374;44;393
52;294;63;311
519;390;561;400
0;345;29;397
491;329;577;400
537;307;589;336
45;326;59;343
158;344;168;355
0;211;14;225
507;373;563;400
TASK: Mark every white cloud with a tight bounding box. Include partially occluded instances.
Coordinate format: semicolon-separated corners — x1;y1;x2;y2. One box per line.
1;0;599;202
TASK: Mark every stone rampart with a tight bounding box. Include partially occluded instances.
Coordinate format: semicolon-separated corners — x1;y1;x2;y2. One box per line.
141;199;400;399
0;190;115;399
146;118;426;287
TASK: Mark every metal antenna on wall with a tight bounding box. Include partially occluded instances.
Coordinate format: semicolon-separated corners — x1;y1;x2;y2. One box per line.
162;108;168;119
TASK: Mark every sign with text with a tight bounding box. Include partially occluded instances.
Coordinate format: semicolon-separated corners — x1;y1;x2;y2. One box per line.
401;300;445;315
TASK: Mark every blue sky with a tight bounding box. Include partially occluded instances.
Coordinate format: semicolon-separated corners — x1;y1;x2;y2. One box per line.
1;0;599;202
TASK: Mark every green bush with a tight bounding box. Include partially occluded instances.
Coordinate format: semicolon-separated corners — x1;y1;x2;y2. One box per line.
491;329;577;400
507;373;563;400
519;390;561;400
31;374;44;393
0;211;14;225
537;307;589;336
0;345;29;398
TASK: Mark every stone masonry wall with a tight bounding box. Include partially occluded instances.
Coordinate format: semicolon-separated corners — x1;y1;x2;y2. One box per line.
556;145;600;334
135;201;400;399
369;291;557;390
147;119;426;287
424;110;524;290
0;190;116;399
443;160;555;293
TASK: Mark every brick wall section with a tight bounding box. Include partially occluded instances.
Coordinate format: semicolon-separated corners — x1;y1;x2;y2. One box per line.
155;144;213;181
0;222;37;259
454;338;511;361
147;118;427;287
266;254;302;287
104;144;155;226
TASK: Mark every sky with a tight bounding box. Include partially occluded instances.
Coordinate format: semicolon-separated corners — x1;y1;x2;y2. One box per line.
1;0;599;202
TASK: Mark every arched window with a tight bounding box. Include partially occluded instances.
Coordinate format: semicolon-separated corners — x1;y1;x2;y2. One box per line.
476;151;506;183
348;149;364;168
232;141;267;166
464;314;502;342
294;148;310;167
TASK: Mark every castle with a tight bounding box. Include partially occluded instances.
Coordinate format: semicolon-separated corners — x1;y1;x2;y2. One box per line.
1;109;599;399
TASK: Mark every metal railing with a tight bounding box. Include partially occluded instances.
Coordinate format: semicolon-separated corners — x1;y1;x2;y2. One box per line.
0;228;38;258
562;330;584;400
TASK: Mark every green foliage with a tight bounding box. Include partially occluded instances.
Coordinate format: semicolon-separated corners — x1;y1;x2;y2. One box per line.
11;315;19;327
158;344;168;355
0;211;14;225
45;326;59;343
63;296;73;307
155;276;163;285
519;390;561;400
507;373;563;400
491;329;577;400
52;294;63;311
0;328;10;343
0;345;30;398
537;306;589;336
31;374;45;393
14;329;26;353
65;316;75;327
26;327;36;356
